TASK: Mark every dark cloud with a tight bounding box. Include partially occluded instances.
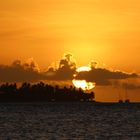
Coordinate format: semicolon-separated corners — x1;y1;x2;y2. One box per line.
74;68;138;86
45;53;76;80
0;59;44;82
0;54;76;82
0;54;139;86
45;56;138;86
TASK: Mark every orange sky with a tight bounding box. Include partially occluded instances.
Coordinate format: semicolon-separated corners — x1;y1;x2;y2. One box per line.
0;0;140;72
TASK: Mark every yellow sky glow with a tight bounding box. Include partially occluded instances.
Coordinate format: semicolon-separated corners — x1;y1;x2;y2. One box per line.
0;0;140;72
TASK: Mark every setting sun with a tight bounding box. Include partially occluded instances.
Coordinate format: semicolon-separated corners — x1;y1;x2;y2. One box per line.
72;80;95;91
76;66;92;73
73;66;95;91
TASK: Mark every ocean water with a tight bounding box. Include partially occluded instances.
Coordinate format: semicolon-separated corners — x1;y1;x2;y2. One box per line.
0;103;140;140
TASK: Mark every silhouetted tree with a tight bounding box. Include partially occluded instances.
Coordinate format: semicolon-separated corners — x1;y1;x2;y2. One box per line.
0;82;95;102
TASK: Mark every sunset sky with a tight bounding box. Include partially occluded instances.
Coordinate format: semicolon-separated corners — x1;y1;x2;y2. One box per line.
0;0;140;73
1;0;140;102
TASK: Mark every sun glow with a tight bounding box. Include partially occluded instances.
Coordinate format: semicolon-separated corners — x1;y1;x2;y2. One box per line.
76;66;92;72
72;80;95;91
72;66;95;91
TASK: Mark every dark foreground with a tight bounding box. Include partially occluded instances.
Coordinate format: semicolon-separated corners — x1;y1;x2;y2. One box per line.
0;103;140;140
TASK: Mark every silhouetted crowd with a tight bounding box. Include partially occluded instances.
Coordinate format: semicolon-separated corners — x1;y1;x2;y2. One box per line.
0;82;95;102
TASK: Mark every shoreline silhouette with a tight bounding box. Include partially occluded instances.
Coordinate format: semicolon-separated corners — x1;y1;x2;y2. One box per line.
0;82;95;102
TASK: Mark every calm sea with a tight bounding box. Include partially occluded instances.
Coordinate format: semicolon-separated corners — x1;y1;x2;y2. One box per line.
0;102;140;139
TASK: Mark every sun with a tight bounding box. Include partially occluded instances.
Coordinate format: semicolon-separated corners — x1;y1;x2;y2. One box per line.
72;66;95;91
76;66;92;72
72;80;95;91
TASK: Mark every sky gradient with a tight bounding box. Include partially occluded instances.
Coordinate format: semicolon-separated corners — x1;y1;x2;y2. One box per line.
0;0;140;73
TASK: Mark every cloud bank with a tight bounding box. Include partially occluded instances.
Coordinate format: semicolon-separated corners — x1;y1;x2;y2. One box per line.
0;54;139;88
0;59;44;82
75;68;138;86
